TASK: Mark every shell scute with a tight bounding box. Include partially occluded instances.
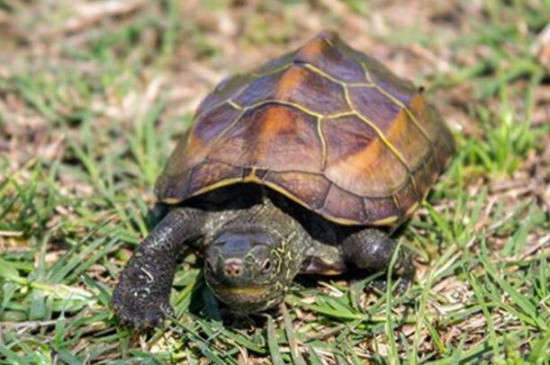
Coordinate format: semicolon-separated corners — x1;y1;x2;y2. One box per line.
322;114;408;197
265;171;331;211
362;197;400;226
206;104;323;173
321;185;367;224
234;65;349;115
293;32;366;83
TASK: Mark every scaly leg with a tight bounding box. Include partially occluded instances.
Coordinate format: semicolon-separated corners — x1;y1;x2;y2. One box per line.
342;228;414;285
112;207;204;328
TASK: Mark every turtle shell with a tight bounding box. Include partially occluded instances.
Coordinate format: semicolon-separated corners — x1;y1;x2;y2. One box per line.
156;30;455;227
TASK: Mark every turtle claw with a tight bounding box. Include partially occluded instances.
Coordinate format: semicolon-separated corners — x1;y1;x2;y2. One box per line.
112;291;173;329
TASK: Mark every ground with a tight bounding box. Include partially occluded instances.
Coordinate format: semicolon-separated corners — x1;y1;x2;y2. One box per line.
0;0;549;364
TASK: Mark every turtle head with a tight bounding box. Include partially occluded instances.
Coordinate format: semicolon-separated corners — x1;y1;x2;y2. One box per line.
204;225;293;313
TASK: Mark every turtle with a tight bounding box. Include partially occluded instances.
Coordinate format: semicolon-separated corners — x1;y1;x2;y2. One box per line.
112;30;455;328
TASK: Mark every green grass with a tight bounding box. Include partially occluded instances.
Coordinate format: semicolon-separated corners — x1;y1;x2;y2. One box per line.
1;0;549;363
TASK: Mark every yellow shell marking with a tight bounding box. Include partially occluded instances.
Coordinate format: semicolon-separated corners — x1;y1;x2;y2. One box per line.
304;60;418;186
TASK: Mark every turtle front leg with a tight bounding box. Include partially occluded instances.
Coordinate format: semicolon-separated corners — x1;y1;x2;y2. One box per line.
112;207;204;328
342;228;414;286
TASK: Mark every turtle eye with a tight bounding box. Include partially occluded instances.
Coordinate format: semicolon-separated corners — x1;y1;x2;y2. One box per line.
261;259;272;273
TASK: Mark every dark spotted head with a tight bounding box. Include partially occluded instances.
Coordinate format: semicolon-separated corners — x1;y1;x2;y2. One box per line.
204;225;295;313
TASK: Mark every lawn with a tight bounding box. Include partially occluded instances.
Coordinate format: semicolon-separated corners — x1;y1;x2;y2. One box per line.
1;0;549;364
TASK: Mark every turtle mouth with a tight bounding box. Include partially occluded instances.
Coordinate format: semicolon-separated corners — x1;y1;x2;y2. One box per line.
210;285;270;304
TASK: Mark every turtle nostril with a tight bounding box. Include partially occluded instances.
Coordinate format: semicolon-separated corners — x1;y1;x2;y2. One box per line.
224;259;244;277
224;266;241;277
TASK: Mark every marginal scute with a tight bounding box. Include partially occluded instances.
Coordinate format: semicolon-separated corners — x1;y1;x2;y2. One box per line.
381;108;431;179
156;31;455;227
415;154;439;196
363;197;400;225
393;178;420;214
409;96;456;168
187;162;242;197
265;171;331;211
320;184;366;223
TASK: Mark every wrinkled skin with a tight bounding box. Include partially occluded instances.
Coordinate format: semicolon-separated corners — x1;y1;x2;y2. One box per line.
112;185;413;328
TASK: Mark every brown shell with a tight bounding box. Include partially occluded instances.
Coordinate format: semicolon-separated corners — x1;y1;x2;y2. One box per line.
156;30;455;227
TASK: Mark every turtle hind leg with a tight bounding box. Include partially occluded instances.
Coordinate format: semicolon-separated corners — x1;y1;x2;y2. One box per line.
342;228;414;289
112;207;204;329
